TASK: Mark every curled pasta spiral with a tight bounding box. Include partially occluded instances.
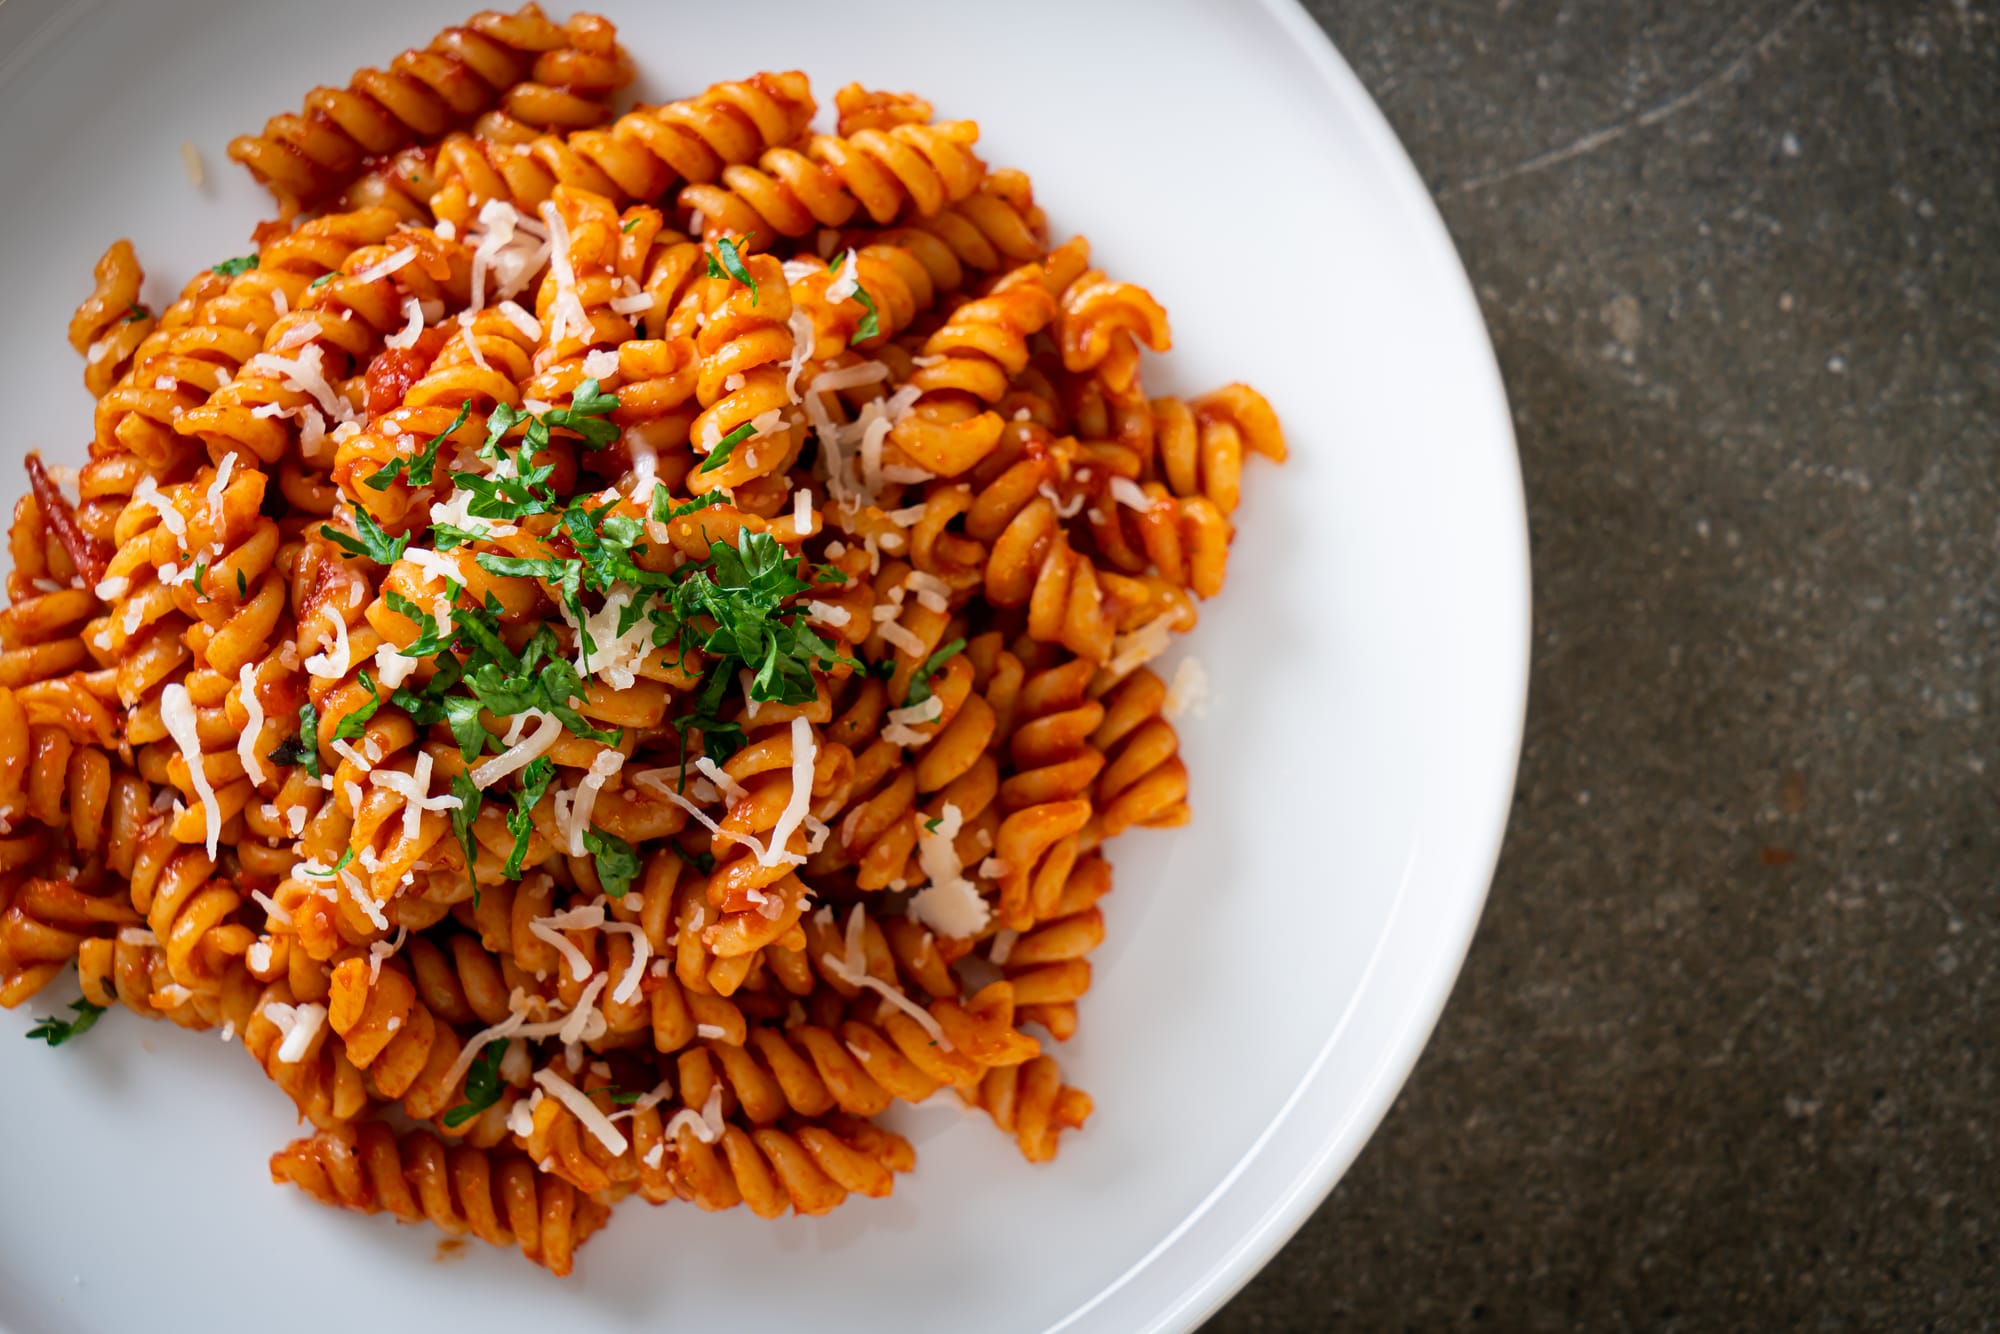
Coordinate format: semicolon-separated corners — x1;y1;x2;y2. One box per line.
410;71;819;231
70;240;154;397
650;1102;915;1219
992;652;1101;931
270;1120;609;1274
230;4;632;218
1150;384;1289;516
967;1054;1094;1163
1000;851;1111;1041
679;119;986;248
886;263;1057;479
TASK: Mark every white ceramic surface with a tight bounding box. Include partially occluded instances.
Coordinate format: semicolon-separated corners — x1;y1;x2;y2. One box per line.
0;1;1528;1330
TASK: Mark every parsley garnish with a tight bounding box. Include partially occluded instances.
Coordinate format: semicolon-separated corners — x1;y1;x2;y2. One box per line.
698;421;757;474
651;488;723;525
366;400;469;491
924;815;943;833
25;997;108;1046
330;670;381;741
267;703;320;779
813;563;850;585
442;1039;508;1128
123;302;151;323
320;503;408;565
502;756;556;878
607;1087;646;1105
191;560;207;598
621;217;640;234
304;847;356;876
905;638;965;707
684;848;717;875
850;283;880;343
309;273;335;289
542;378;620;450
449;773;483;885
235;568;248;598
212;254;259;277
583;827;640;898
705;234;759;304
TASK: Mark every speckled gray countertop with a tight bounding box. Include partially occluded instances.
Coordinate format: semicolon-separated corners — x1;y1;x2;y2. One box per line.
1207;2;1998;1329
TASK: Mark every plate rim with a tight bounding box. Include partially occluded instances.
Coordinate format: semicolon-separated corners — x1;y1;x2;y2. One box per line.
1080;4;1530;1329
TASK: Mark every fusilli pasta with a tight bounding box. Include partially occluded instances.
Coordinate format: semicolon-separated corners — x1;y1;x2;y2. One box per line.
9;15;1287;1274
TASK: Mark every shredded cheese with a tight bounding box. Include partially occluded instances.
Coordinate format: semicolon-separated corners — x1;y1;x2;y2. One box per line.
909;803;990;938
236;664;266;787
533;1067;629;1156
470;711;561;788
1164;655;1211;720
160;683;219;857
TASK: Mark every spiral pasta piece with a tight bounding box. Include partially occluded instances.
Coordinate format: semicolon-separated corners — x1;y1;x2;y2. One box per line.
229;5;633;218
270;1120;609;1274
408;71;818;231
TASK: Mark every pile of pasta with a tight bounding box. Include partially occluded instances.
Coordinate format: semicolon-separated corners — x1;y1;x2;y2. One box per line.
4;4;1284;1275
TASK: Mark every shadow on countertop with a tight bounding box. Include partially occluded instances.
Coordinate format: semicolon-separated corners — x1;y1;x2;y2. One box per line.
1210;1;1999;1328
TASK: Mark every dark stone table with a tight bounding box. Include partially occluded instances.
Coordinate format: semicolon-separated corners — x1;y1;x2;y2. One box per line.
1208;2;1998;1328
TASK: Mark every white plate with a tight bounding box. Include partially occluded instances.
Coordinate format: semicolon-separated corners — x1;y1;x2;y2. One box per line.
0;1;1527;1330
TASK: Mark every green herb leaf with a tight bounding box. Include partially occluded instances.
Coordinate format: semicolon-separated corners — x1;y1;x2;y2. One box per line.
366;400;470;491
123;302;151;323
705;235;759;305
267;703;321;779
542;379;621;450
25;997;108;1047
650;488;723;526
309;272;335;289
449;772;483;885
235;568;248;598
621;217;640;234
607;1087;645;1105
583;827;640;899
191;560;208;598
502;756;556;879
813;563;850;585
319;503;408;565
924;815;943;833
850;283;880;344
211;253;259;277
905;637;965;707
442;1039;508;1127
330;669;381;741
698;421;758;475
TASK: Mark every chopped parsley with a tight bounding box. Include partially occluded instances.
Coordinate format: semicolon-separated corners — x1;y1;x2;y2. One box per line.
924;815;943;833
211;253;259;277
606;1087;646;1105
905;638;966;707
267;703;320;779
697;421;757;474
503;756;557;878
542;378;620;449
584;827;640;898
319;502;408;565
366;400;469;491
25;997;108;1046
449;773;483;884
850;283;880;343
705;234;759;304
309;272;336;289
330;669;381;741
621;217;640;234
123;302;151;323
441;1039;508;1127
